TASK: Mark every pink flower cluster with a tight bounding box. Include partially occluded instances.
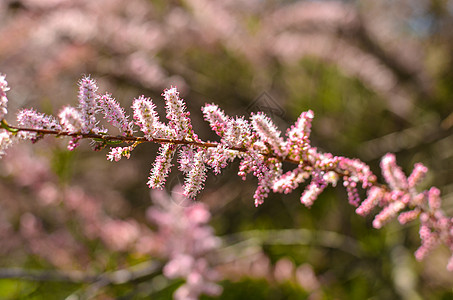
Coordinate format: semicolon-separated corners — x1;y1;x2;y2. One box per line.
147;188;222;300
1;74;453;270
132;95;172;139
78;76;99;134
17;109;62;142
355;154;453;270
0;74;13;158
97;93;134;136
0;74;8;121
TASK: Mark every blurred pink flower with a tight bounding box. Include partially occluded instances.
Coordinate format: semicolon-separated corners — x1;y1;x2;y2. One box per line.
148;187;222;299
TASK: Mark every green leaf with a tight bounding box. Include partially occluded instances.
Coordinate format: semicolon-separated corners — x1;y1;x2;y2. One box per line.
0;120;19;133
105;140;123;145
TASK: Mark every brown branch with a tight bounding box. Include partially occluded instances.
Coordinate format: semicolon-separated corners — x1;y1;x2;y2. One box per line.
6;124;305;164
5;124;377;186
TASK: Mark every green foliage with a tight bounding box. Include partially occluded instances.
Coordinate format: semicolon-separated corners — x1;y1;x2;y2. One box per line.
209;279;309;300
0;279;38;299
50;147;77;183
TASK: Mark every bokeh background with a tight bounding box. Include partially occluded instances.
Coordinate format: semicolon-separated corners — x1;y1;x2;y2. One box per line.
1;0;453;299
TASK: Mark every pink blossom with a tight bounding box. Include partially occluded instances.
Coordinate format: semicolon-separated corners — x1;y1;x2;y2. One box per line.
300;180;325;207
273;167;310;194
164;254;195;278
398;208;421;225
227;116;254;148
0;131;15;158
67;137;81;151
237;151;255;180
251;156;282;207
132;95;172;139
343;178;360;207
412;192;426;206
17;108;61;131
338;157;376;189
202;105;254;149
183;149;208;198
380;153;408;190
296;263;320;292
185;203;211;224
58;106;82;133
251;112;287;157
106;146;133;162
17;108;61;141
0;73;9;120
447;255;453;272
372;200;405;229
163;87;194;140
355;186;383;216
274;258;295;283
286;110;313;161
148;144;177;189
178;146;196;173
205;145;236;175
77;75;99;134
100;219;140;251
97;93;134;136
148;189;221;300
415;225;439;261
428;187;441;210
323;171;339;187
448;255;453;272
408;163;428;188
201;103;229;138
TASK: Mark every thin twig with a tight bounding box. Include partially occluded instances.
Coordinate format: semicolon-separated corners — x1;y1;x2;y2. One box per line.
219;228;362;260
4;123;301;164
0;261;162;285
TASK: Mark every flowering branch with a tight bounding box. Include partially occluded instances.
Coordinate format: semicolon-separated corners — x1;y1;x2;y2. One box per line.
1;73;452;271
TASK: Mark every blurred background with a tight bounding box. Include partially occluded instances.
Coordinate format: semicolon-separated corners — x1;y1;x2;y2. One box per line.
0;0;453;299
